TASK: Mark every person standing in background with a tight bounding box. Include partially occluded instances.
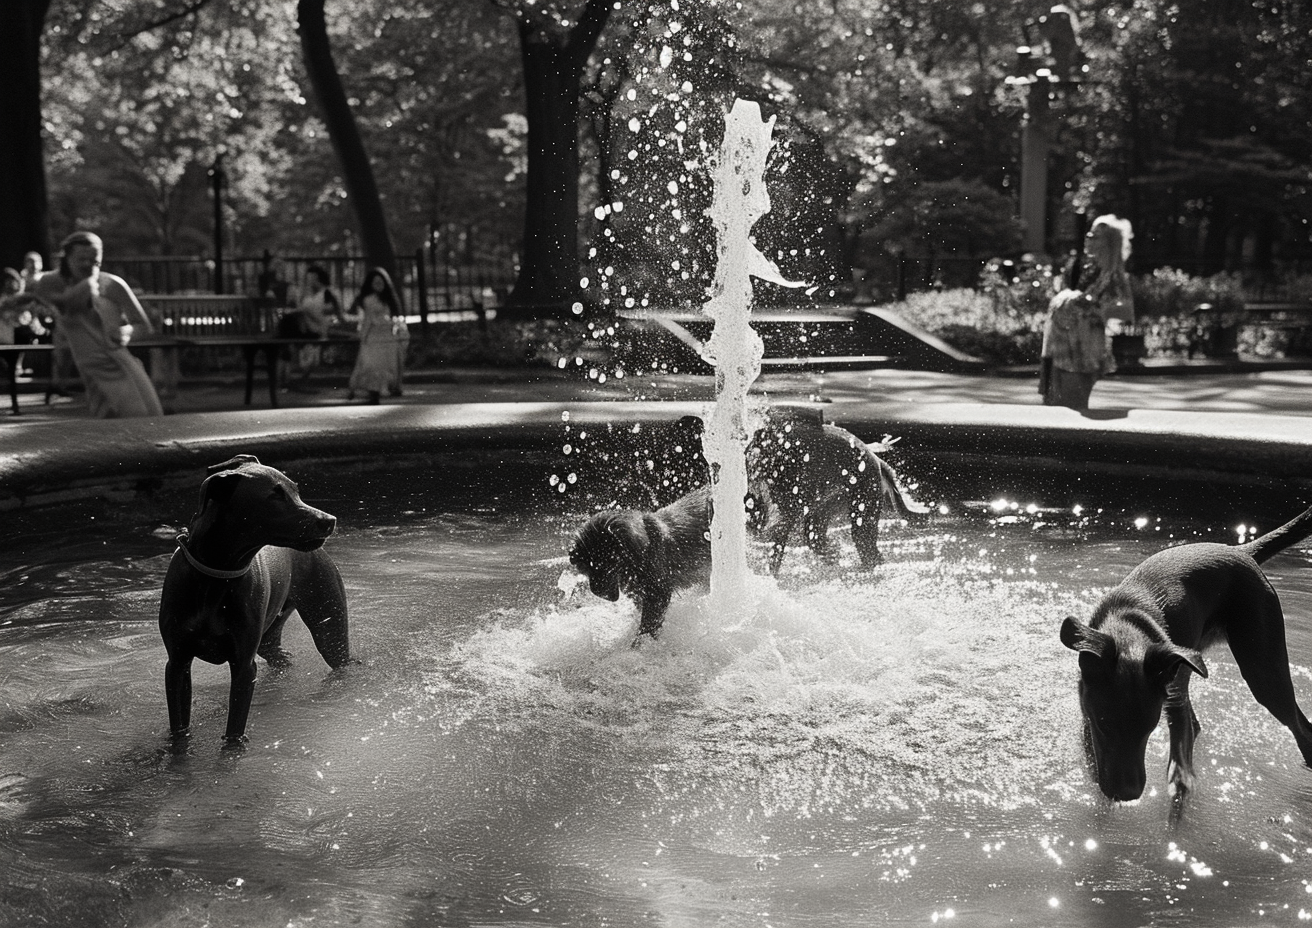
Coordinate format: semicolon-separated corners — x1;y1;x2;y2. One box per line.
276;264;339;389
347;267;408;404
20;251;43;289
1039;214;1134;411
30;231;163;418
22;249;77;394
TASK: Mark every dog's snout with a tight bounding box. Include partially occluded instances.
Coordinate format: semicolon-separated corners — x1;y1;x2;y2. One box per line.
1097;763;1147;802
1102;779;1146;803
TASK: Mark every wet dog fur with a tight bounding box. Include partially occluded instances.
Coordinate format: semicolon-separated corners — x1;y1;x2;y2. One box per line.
158;455;352;744
569;485;713;639
569;409;930;636
748;408;929;574
1060;504;1312;802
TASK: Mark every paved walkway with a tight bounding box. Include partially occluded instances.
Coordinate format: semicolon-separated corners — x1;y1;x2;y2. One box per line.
3;362;1310;511
5;365;1312;423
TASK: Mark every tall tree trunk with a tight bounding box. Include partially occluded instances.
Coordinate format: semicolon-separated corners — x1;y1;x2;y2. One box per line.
297;0;396;278
509;0;611;315
0;0;52;269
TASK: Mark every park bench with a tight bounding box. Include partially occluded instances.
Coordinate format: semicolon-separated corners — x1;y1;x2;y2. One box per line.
1178;300;1312;360
4;295;360;414
1185;302;1246;359
1;342;52;415
140;294;359;408
1235;300;1312;357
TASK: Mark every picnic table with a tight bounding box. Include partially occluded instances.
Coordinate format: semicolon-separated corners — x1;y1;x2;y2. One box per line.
2;333;359;415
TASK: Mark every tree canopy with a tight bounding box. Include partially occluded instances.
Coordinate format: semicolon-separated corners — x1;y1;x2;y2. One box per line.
4;0;1306;291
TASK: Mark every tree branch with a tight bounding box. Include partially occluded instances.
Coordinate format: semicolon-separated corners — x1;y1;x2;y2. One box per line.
116;0;213;42
567;0;612;64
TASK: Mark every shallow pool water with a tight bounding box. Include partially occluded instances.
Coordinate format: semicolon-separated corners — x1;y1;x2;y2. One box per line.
2;488;1312;927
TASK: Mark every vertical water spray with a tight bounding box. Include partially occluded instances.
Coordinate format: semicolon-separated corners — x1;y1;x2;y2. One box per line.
701;100;803;617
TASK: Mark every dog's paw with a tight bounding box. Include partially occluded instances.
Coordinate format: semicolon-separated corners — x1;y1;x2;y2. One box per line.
258;647;294;669
1166;761;1195;798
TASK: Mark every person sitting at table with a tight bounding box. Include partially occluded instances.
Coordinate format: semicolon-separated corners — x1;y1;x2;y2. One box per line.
30;231;163;418
276;264;339;390
0;268;48;378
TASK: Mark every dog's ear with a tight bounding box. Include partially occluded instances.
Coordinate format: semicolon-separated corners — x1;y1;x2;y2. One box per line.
207;454;260;475
196;467;247;512
1060;616;1110;655
1143;643;1209;689
1060;616;1117;675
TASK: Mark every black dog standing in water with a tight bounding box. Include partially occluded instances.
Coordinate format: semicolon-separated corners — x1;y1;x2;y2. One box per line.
1061;504;1312;802
748;408;929;574
569;486;714;639
158;455;353;744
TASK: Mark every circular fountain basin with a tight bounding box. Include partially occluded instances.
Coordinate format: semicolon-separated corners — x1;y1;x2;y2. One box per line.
3;400;1312;926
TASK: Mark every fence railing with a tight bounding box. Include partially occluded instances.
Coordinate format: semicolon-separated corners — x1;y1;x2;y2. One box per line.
103;251;518;329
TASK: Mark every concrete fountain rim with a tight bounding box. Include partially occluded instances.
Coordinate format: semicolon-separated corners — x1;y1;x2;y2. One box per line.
3;398;1311;512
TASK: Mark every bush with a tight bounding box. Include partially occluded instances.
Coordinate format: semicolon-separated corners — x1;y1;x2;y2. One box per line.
887;283;1045;366
1130;268;1244;321
1131;268;1245;358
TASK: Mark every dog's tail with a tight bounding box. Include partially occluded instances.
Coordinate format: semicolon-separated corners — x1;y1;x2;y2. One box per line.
874;456;932;521
1242;503;1312;564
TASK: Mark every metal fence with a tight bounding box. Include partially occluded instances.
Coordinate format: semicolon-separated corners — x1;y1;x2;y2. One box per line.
103;250;518;329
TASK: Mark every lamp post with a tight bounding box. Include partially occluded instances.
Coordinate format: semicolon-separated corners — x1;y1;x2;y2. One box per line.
209;153;226;294
1009;5;1086;257
1018;77;1053;256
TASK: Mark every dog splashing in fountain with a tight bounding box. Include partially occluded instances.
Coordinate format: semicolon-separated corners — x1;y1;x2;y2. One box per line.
1060;502;1312;802
568;408;930;639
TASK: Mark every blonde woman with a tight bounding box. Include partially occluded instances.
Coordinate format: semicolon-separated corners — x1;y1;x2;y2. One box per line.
1040;214;1134;410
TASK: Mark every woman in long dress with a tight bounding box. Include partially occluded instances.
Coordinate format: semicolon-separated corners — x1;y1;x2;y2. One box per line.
347;267;408;404
31;231;163;418
1040;214;1134;411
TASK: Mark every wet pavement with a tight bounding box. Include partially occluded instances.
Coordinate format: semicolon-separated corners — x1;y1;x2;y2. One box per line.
3;362;1311;511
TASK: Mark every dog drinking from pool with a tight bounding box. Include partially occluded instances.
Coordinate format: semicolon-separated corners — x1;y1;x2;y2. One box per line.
1060;503;1312;802
158;455;354;744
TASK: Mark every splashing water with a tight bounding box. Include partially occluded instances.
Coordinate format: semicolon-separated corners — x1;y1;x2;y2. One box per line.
700;99;805;619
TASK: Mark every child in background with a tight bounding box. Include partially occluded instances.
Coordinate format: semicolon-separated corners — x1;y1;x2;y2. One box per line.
347;267;408;404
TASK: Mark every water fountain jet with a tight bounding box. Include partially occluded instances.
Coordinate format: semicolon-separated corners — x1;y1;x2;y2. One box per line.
700;99;805;619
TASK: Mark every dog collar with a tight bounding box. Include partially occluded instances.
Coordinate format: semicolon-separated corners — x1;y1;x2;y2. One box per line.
175;532;252;579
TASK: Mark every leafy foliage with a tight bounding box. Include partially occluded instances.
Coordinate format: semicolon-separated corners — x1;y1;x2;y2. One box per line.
885;284;1044;367
1130;267;1245;320
42;0;522;259
27;0;1312;307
